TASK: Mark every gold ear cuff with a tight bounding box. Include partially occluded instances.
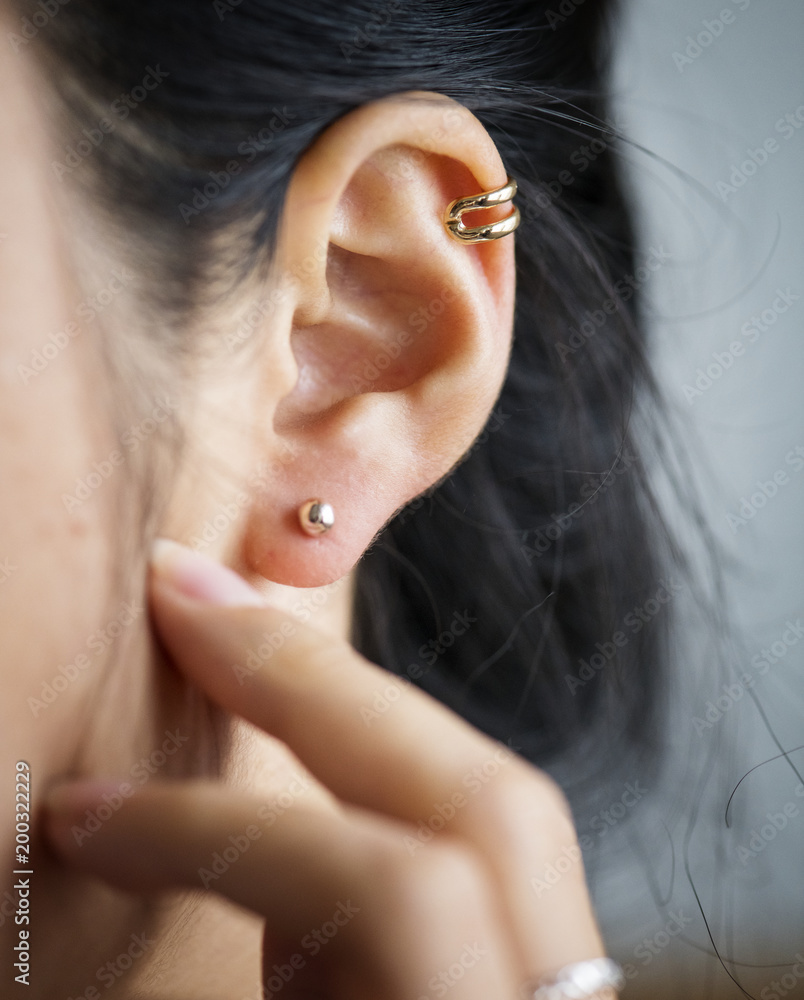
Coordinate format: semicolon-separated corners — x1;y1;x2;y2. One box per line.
444;175;520;243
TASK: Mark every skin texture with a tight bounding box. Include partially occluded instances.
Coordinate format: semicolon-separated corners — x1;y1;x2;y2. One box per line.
0;14;610;999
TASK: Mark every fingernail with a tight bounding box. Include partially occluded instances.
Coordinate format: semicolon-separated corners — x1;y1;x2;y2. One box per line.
151;539;265;607
46;780;123;819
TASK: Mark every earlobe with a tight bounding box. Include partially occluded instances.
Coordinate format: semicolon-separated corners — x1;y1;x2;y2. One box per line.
240;92;517;588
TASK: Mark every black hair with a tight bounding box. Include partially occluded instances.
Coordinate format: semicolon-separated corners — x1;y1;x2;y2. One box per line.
17;0;685;809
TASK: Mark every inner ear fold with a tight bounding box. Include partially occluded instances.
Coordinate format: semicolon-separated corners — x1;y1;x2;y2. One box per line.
276;239;451;428
274;145;468;432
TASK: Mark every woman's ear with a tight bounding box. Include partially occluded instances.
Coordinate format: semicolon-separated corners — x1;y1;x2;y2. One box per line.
176;93;517;588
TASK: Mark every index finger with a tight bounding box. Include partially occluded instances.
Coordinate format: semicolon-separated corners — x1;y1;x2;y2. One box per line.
150;539;526;818
149;541;608;975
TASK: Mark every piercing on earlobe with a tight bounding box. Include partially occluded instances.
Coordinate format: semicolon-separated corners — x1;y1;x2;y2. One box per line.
298;499;335;536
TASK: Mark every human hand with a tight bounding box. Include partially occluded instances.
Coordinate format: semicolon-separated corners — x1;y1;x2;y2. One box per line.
44;541;614;999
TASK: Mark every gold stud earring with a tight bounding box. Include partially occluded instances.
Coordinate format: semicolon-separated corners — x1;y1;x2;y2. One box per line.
444;175;520;244
298;499;334;536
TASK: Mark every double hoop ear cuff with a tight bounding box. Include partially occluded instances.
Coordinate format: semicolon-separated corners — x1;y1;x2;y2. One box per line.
298;499;335;536
444;174;520;244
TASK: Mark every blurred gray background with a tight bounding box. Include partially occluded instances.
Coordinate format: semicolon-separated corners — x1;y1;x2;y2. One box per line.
585;1;804;996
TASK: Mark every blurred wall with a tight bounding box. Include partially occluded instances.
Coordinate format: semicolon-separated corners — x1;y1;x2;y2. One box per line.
586;2;804;996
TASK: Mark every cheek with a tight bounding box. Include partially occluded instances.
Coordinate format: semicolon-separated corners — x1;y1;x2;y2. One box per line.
0;47;124;831
0;330;114;778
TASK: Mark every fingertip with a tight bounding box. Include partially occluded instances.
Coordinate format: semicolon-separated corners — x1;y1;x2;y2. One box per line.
43;780;126;857
150;538;266;608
